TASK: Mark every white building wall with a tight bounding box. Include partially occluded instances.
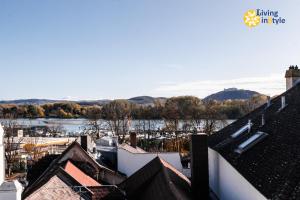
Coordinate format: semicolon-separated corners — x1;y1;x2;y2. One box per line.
0;191;17;200
0;181;23;200
208;148;267;200
118;148;182;176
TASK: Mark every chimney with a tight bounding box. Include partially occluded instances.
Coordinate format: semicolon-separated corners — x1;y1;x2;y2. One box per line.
281;96;286;109
80;135;88;152
285;65;300;90
130;132;137;148
190;134;209;200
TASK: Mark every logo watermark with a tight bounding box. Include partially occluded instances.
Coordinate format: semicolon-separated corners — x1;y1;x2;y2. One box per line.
244;9;286;28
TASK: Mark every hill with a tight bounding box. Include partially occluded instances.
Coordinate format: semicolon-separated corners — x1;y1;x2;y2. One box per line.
128;96;167;105
204;88;261;101
0;96;167;106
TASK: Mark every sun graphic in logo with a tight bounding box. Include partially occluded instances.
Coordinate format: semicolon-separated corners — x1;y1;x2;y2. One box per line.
244;10;260;28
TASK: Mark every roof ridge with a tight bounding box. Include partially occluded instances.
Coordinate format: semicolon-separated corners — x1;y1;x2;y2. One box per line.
158;157;191;184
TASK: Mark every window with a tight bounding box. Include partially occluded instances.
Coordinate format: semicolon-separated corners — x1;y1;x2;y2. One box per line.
235;131;268;154
231;120;252;138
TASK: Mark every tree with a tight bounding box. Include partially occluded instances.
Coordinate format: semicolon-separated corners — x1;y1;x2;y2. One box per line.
245;94;268;112
163;96;202;132
101;100;132;141
82;106;103;139
23;142;40;162
162;96;202;151
201;100;226;135
3;118;23;176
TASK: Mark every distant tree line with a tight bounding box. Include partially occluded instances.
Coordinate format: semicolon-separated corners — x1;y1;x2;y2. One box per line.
0;95;267;120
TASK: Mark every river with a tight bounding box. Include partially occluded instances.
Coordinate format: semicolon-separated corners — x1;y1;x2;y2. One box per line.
0;118;235;135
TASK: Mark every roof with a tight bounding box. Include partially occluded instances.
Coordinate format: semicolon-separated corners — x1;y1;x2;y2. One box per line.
24;166;94;200
23;141;125;199
119;143;146;153
24;174;81;200
119;156;192;200
208;82;300;199
64;161;101;187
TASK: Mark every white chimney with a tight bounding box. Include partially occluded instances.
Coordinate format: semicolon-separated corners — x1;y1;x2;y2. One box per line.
285;65;300;90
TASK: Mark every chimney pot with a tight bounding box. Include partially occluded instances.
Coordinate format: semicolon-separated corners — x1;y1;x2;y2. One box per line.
190;134;209;200
80;135;88;152
285;66;300;90
130;132;137;148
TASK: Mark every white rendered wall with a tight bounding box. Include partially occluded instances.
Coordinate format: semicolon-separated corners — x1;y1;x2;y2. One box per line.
208;148;267;200
118;148;182;176
0;191;17;200
0;181;23;200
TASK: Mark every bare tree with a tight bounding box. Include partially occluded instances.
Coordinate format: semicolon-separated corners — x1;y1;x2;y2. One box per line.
102;100;132;142
47;123;65;137
82;106;104;140
2;118;23;176
201;100;227;135
23;137;43;162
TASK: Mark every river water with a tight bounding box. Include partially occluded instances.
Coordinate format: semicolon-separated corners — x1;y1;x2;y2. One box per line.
0;118;235;135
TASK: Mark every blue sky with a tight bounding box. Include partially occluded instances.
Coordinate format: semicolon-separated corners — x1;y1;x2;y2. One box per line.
0;0;299;100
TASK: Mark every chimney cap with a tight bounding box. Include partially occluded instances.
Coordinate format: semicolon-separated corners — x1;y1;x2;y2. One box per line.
285;65;300;78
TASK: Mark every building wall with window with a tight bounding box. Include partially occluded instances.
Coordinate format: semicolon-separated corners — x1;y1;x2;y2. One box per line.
208;148;266;200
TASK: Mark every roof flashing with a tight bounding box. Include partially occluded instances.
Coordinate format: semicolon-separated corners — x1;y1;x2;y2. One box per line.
231;120;252;139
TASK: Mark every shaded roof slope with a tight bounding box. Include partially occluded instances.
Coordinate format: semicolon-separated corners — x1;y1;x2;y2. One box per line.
208;82;300;199
119;156;192;200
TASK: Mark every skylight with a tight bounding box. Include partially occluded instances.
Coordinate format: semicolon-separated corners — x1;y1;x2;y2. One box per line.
231;120;252;138
235;132;268;154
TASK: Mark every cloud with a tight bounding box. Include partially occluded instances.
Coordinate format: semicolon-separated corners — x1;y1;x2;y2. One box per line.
153;73;285;98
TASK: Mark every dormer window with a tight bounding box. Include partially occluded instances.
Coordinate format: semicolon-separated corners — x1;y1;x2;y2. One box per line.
278;96;287;112
235;131;268;154
266;96;271;108
231;120;252;139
